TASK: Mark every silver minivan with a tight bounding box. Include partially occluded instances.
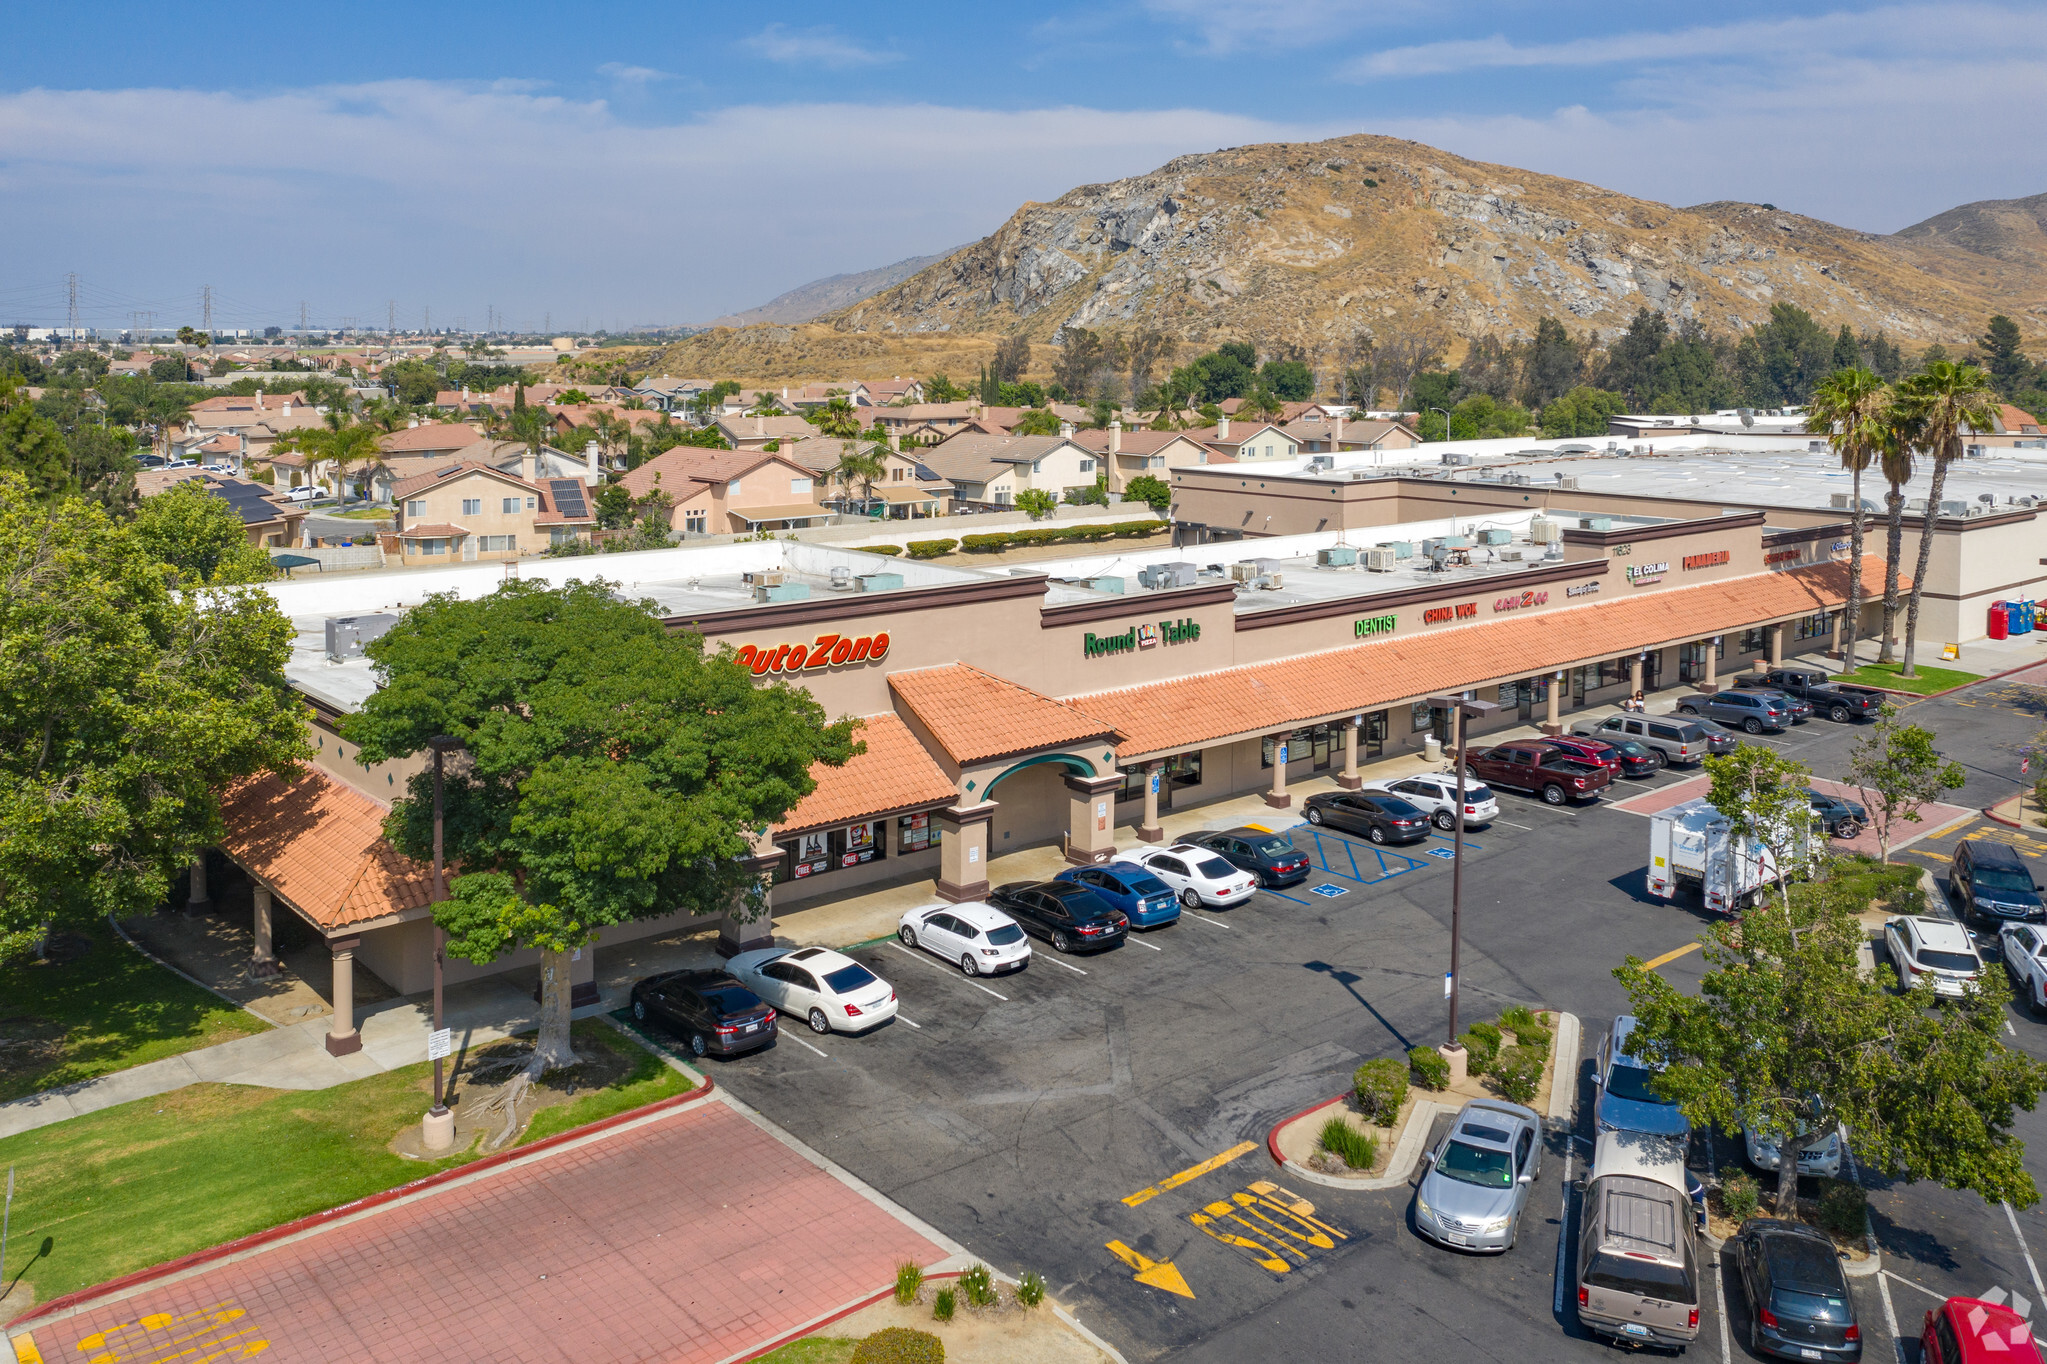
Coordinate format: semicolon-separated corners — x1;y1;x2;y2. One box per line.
1572;713;1710;766
1577;1129;1702;1350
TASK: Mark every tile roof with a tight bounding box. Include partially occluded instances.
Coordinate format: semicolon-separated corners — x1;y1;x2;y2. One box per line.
891;663;1118;765
1076;559;1893;758
217;768;435;932
773;713;958;834
1069;428;1205;456
618;447;802;498
388;460;529;501
716;415;816;444
1998;404;2041;435
397;522;471;538
377;422;483;453
916;433;1074;486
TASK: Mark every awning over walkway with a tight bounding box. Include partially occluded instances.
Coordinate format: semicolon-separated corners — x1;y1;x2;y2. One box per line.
217;768;435;932
773;713;958;835
891;662;1119;766
1077;558;1889;759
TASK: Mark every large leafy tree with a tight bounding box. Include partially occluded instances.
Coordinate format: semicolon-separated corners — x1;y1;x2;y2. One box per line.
1848;707;1966;864
1892;361;1999;676
129;481;277;585
0;476;307;958
1805;368;1890;664
343;580;859;1073
1736;303;1834;406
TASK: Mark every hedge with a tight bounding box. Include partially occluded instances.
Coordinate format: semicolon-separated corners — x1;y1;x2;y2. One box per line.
905;538;957;559
867;544;903;556
951;519;1165;554
1353;1057;1407;1123
852;1327;945;1364
1488;1043;1544;1106
1461;1021;1502;1072
1408;1045;1450;1091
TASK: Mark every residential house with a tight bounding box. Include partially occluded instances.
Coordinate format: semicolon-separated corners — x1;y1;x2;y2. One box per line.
368;438;602;507
860;377;924;405
916;431;1100;507
630;376;713;412
860;402;983;444
177;391;328;460
716;413;820;450
135;467;305;549
617;448;830;535
1070;422;1212;491
1197;419;1297;464
777;435;954;517
376;422;484;459
388;462;595;564
545;405;671;446
1965;404;2046;450
1217;398;1322;423
1277;414;1420;454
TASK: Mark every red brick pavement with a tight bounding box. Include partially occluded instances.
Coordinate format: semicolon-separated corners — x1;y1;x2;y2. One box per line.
16;1101;947;1364
1608;771;1974;858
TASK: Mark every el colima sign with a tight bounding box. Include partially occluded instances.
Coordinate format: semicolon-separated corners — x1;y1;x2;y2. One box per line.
735;631;890;676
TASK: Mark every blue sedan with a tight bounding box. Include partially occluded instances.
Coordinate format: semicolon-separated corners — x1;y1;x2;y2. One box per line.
1054;862;1182;928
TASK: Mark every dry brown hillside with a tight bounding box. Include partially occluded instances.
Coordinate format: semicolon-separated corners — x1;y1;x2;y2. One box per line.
644;325;1045;387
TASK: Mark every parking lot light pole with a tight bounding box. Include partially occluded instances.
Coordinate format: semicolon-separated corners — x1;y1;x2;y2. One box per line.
1427;695;1500;1045
424;735;461;1145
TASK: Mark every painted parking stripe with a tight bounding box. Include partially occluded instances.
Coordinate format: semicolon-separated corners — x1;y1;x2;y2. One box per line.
1642;942;1701;971
1040;953;1089;975
1497;819;1535;831
2005;1200;2047;1301
897;1015;922;1029
1128;935;1163;951
1180;909;1235;929
785;1033;829;1058
1263;889;1316;905
1123;1140;1259;1206
887;940;1010;1000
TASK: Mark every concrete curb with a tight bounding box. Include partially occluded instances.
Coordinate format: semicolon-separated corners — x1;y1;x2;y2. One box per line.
1986;804;2025;829
1849;652;2047;702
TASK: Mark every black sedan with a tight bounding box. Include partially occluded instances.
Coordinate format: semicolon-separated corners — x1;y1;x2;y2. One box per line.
1607;738;1663;777
629;968;778;1058
988;881;1129;954
1806;788;1867;838
1301;791;1431;845
1684;716;1747;754
1732;1218;1863;1360
1186;827;1312;887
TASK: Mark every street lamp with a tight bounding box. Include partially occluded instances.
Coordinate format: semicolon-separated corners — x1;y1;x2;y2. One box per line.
1430;407;1453;443
1426;694;1500;1046
422;734;462;1151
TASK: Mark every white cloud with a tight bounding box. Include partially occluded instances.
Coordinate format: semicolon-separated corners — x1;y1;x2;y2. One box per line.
598;62;675;85
1138;0;1417;53
739;23;904;69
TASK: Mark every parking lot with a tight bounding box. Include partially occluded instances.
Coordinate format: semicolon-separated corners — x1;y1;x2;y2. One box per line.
669;671;2047;1362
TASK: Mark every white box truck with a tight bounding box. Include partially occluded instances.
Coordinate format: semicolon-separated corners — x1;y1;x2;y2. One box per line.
1647;798;1807;913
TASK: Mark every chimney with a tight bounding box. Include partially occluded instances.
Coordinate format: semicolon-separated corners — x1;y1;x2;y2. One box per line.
255;388;265;409
1109;419;1122;455
755;414;765;437
1059;421;1074;439
1217;417;1230;440
1332;413;1344;443
281;398;292;417
462;385;470;399
585;439;601;481
408;416;419;428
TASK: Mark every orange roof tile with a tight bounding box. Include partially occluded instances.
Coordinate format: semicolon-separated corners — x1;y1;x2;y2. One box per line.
1077;559;1892;758
891;663;1117;765
376;422;482;453
217;769;435;932
773;714;958;834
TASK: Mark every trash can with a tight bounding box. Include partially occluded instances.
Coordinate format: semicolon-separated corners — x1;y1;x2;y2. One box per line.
1990;601;2010;640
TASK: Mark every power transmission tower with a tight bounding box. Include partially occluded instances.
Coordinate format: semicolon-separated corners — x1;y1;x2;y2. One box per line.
201;285;214;349
66;273;79;344
298;300;309;331
387;299;396;343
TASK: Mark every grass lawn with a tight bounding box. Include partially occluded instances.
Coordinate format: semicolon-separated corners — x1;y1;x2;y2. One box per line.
1832;660;1984;695
751;1341;857;1364
0;1019;692;1303
0;922;268;1104
326;506;394;521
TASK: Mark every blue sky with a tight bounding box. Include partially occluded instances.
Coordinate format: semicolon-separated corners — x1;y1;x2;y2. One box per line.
3;1;2042;333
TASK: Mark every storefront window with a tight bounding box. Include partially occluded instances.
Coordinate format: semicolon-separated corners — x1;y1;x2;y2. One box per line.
775;819;892;884
897;812;935;852
1597;659;1631;689
1739;627;1767;654
1411;700;1433;732
1365;711;1388;757
1166;752;1202;790
1796;611;1833;640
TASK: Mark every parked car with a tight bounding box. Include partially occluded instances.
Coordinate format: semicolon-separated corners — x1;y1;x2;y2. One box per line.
1733;1218;1864;1360
1806;788;1868;839
726;946;897;1035
1577;1128;1703;1351
1921;1296;2040;1363
1883;916;1985;997
1301;790;1432;844
1571;713;1713;766
628;968;777;1058
1742;1124;1846;1180
987;880;1129;953
1679;715;1746;755
1676;690;1793;734
1743;668;1887;723
1465;740;1614;806
1999;923;2047;1013
1749;688;1815;723
1128;844;1259;908
1360;772;1500;831
1609;738;1665;778
1537;733;1624;776
1055;862;1181;928
282;484;321;503
897;902;1032;976
1594;1015;1690;1141
1952;838;2047;926
1413;1098;1543;1253
1185;827;1312;887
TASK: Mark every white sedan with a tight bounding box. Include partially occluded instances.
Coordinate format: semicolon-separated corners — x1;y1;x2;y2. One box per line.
727;946;898;1034
898;902;1033;976
1360;773;1501;831
1129;844;1259;909
2001;923;2047;1013
1742;1125;1845;1179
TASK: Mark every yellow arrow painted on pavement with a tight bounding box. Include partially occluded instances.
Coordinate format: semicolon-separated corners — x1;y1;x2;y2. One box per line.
1106;1240;1195;1298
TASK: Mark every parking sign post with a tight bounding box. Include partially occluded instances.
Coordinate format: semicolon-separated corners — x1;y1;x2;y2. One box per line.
1427;694;1499;1045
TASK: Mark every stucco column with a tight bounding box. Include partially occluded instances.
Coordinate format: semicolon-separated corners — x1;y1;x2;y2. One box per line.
718;840;780;958
1770;622;1787;667
325;937;362;1057
1627;655;1643;700
1138;762;1166;843
1700;638;1718;692
936;803;995;903
1266;733;1293;809
1541;674;1563;735
186;853;211;913
251;885;280;978
1337;718;1363;790
1063;773;1124;866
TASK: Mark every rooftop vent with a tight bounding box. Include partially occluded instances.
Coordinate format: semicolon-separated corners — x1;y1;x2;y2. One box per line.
324;613;397;662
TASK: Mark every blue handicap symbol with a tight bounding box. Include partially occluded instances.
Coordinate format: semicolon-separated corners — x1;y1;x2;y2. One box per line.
1309;884;1349;898
1425;847;1457;860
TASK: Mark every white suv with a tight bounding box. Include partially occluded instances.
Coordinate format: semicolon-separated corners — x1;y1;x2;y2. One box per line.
1360;773;1499;831
1130;844;1258;908
898;902;1032;976
1884;916;1984;997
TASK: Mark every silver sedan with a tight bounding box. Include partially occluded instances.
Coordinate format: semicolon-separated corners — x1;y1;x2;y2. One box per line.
1413;1098;1543;1253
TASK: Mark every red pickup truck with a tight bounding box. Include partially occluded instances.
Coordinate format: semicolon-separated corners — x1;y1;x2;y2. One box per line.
1465;741;1615;805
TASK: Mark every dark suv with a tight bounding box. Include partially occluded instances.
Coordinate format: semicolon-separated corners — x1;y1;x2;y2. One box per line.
1677;690;1792;734
1951;839;2046;925
1188;827;1312;886
1466;741;1614;805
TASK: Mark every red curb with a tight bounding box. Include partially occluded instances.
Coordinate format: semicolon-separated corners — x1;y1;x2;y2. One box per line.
1984;805;2027;830
729;1271;967;1364
8;1070;715;1329
1266;1090;1348;1167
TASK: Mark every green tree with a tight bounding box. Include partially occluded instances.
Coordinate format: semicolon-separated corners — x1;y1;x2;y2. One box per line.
1616;880;2046;1218
1642;321;1737;413
0;401;75;497
923;373;967;404
1597;308;1668;405
1981;316;2030;396
0;476;308;956
1538;386;1627;438
1735;303;1834;406
1519;318;1583;407
808;397;861;439
1123;473;1172;512
385;359;442;406
593;480;636;530
342;580;859;1073
65;424;138;514
1703;744;1815;916
1013;488;1057;520
1013;407;1061;436
275;417;382;499
746;390;783;417
1259;359;1314;401
1052;329;1107;403
1806;368;1891;665
1861;330;1905;381
1892;362;1999;675
1848;707;1967;864
991;334;1031;384
1832;324;1861;372
829;443;887;508
129;482;277;585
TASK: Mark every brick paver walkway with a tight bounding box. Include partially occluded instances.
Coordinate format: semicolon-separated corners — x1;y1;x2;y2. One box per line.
1609;771;1974;859
14;1100;946;1364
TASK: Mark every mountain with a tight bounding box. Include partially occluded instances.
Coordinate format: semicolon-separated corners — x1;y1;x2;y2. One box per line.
703;249;965;329
819;133;2045;350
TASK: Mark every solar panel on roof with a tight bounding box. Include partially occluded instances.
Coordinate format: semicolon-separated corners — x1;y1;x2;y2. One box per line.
548;479;588;517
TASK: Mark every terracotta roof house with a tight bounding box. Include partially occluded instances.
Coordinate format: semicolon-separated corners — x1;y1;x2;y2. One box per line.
1195;419;1295;464
618;447;830;534
861;378;925;405
1071;423;1213;489
916;432;1100;505
376;422;484;457
388;461;595;564
1276;415;1420;454
716;413;821;450
1966;404;2046;448
135;469;305;548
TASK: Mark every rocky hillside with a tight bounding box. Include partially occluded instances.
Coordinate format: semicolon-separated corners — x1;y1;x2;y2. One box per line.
823;133;2045;352
703;248;964;329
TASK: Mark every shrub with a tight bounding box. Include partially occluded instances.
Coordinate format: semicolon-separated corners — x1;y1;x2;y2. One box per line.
1818;1180;1867;1238
893;1261;923;1306
957;1263;996;1309
1114;518;1164;536
1722;1172;1760;1223
1489;1043;1544;1105
1318;1116;1378;1170
1015;1271;1045;1308
1461;1021;1502;1072
905;538;958;559
1352;1057;1407;1123
1500;1006;1552;1051
852;1327;945;1364
959;532;1012;552
867;544;903;556
1408;1045;1451;1091
931;1287;956;1323
1014;488;1058;520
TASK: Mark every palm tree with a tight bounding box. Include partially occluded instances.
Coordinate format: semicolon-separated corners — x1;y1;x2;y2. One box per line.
746;390;783;417
1805;369;1890;666
1890;361;1999;676
813;397;861;439
830;442;888;513
1872;427;1913;664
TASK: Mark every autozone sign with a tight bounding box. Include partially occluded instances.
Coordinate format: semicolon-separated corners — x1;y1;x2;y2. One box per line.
1492;589;1550;613
736;631;890;676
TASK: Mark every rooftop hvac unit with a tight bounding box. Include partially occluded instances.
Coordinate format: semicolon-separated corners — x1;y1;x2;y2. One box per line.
1255;573;1284;590
1307;454;1334;472
1498;473;1527;486
829;565;853;589
742;570;784;588
1830;493;1852;510
324;613;397;662
1363;547;1397;571
1085;575;1126;594
1580;516;1614;532
755;582;811;603
1528;518;1562;543
1554;476;1579;490
1906;498;1929;512
1440;535;1471;548
1420;537;1445;557
1141;562;1199;590
1498;548;1524;562
1427;543;1452;571
1940;500;1968;516
1441;452;1472;466
1316;546;1358;567
1384;540;1415;559
1227;562;1260;583
1252;557;1283;575
854;572;903;593
1476;528;1513;546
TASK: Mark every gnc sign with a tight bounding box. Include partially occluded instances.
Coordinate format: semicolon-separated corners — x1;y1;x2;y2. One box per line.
735;631;891;677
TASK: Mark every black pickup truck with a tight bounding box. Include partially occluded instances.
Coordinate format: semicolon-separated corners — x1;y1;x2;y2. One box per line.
1733;667;1886;722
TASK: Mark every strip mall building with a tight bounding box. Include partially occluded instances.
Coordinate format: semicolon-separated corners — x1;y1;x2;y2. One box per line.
211;467;2026;1054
